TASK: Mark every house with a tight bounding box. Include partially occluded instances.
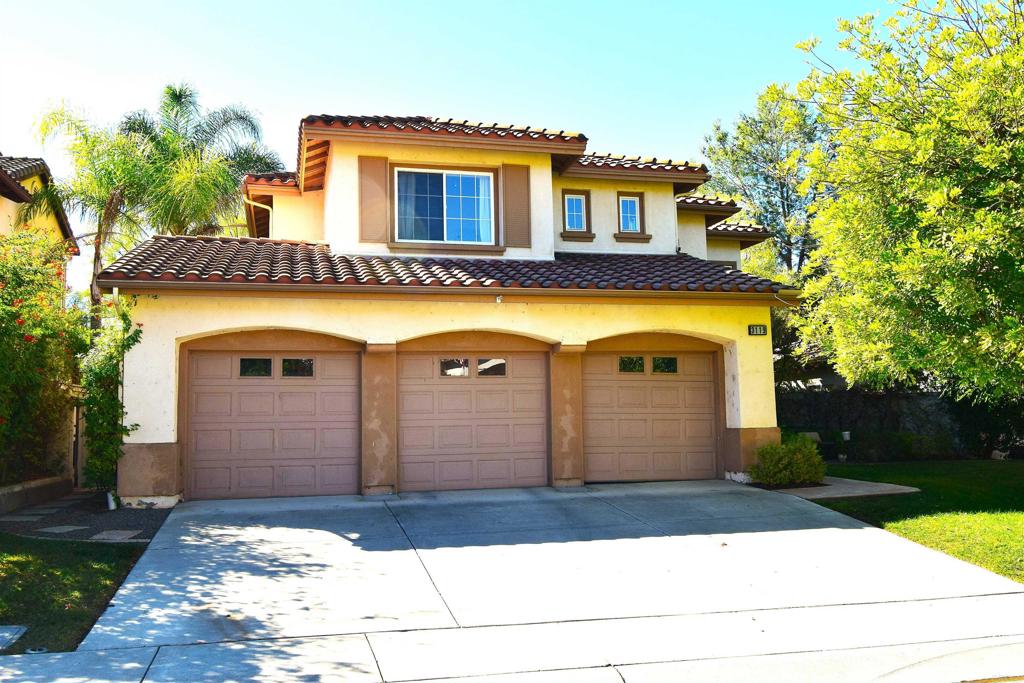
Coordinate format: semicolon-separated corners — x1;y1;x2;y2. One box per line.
97;115;795;506
0;155;78;253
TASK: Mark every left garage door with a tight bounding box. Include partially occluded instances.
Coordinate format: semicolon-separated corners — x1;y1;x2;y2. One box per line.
188;351;360;499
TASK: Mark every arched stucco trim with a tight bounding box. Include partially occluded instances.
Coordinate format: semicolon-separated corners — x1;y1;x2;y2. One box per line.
174;325;366;348
395;328;560;349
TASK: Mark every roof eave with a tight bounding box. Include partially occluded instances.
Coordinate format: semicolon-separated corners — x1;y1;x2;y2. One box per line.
96;276;793;303
301;124;588;156
0;171;31;202
561;166;709;184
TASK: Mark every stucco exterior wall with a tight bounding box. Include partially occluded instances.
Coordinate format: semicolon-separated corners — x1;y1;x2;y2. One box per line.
270;190;324;242
319;140;555;259
676;212;708;260
551;176;678;254
122;292;778;446
707;238;741;268
0;173;64;241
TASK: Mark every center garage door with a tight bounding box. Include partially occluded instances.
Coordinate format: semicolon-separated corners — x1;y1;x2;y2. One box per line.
187;351;360;499
583;352;718;482
397;352;549;491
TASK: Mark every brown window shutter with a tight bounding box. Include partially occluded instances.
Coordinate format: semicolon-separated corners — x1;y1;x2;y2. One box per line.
359;156;389;242
501;164;531;247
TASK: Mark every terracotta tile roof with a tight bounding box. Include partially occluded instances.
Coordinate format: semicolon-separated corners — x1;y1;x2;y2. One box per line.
301;115;587;145
706;220;771;238
98;235;788;294
676;193;739;210
0;156;50;182
568;154;707;175
244;171;297;188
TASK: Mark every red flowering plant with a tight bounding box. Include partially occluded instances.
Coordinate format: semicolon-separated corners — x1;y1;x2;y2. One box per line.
0;231;87;485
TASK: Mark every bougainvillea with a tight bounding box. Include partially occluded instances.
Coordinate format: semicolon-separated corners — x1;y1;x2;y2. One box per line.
0;230;87;485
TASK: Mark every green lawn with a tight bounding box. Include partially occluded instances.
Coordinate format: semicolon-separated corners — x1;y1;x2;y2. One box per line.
0;533;141;654
823;460;1024;583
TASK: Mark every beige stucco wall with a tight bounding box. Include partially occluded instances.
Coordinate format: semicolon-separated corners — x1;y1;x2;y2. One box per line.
551;176;678;254
676;212;708;260
270;190;324;242
318;140;555;259
707;238;741;268
121;292;778;446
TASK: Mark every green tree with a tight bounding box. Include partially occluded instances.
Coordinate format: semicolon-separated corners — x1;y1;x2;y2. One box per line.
120;84;282;235
797;1;1024;401
19;111;151;326
703;85;829;384
702;84;828;274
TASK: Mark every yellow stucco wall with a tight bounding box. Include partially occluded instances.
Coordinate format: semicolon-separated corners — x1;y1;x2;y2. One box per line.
320;140;555;258
551;176;678;254
676;212;708;259
0;173;65;242
122;292;778;445
706;238;742;268
270;190;324;242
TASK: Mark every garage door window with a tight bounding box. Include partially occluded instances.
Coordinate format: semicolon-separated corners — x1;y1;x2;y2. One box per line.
652;356;678;374
282;358;314;377
618;356;645;373
239;358;272;377
477;358;507;376
440;358;470;377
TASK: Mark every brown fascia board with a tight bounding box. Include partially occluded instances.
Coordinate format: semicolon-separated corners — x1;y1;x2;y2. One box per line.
97;276;800;304
0;170;31;202
561;166;709;184
677;204;741;217
302;125;588;156
706;230;772;246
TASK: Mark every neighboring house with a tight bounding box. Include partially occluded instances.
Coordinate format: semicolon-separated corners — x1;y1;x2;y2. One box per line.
1;154;81;485
0;155;78;254
97;115;793;506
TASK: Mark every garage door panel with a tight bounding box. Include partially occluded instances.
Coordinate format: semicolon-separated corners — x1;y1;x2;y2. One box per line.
584;352;717;483
188;351;360;499
398;351;548;492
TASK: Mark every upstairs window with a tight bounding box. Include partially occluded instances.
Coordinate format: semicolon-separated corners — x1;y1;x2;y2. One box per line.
396;169;494;244
564;194;587;231
618;194;641;233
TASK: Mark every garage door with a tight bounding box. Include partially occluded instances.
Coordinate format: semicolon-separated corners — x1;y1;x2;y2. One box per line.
398;353;548;491
583;352;717;481
188;351;360;499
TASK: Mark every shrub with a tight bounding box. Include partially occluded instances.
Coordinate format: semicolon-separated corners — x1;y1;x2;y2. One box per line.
749;434;826;487
81;306;141;490
0;231;87;486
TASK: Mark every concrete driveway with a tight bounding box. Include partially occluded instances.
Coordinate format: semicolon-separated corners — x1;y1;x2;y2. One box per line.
5;481;1024;682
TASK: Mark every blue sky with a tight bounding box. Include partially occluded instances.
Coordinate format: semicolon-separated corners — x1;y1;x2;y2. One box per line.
1;0;887;289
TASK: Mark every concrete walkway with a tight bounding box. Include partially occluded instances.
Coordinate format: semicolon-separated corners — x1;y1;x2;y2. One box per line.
2;481;1022;682
778;475;921;500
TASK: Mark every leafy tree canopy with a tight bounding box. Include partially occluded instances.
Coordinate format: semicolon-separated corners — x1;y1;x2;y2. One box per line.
796;0;1024;401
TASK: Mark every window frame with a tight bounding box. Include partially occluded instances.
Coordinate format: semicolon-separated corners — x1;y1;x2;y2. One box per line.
561;189;592;234
392;166;497;246
610;192;651;242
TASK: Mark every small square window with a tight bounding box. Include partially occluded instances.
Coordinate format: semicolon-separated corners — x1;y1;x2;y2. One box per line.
618;356;645;373
564;194;587;231
653;356;678;374
440;358;470;377
282;358;314;377
619;196;641;233
477;358;507;376
240;358;272;377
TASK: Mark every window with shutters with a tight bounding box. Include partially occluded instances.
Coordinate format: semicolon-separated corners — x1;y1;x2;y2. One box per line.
394;168;495;244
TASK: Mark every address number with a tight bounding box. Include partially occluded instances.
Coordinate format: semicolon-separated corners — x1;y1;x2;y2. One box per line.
748;324;768;336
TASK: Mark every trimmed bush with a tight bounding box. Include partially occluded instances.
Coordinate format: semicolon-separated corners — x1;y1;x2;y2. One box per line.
749;434;826;487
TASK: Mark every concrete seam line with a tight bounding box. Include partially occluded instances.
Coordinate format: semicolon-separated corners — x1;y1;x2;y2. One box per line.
363;633;385;683
383;500;461;628
583;490;672;537
139;646;160;682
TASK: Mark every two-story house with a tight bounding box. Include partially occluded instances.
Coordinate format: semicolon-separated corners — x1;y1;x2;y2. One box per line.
0;155;77;252
98;115;795;506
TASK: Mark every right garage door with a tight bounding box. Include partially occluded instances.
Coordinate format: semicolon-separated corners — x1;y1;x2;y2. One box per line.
583;352;717;482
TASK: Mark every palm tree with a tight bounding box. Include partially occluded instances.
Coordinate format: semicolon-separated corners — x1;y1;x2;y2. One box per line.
120;84;283;235
18;109;152;327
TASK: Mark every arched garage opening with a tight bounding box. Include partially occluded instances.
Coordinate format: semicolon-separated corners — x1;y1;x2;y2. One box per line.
178;329;363;500
582;332;725;482
395;331;553;492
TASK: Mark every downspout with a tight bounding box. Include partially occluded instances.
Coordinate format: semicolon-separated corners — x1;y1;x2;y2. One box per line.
242;196;273;238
